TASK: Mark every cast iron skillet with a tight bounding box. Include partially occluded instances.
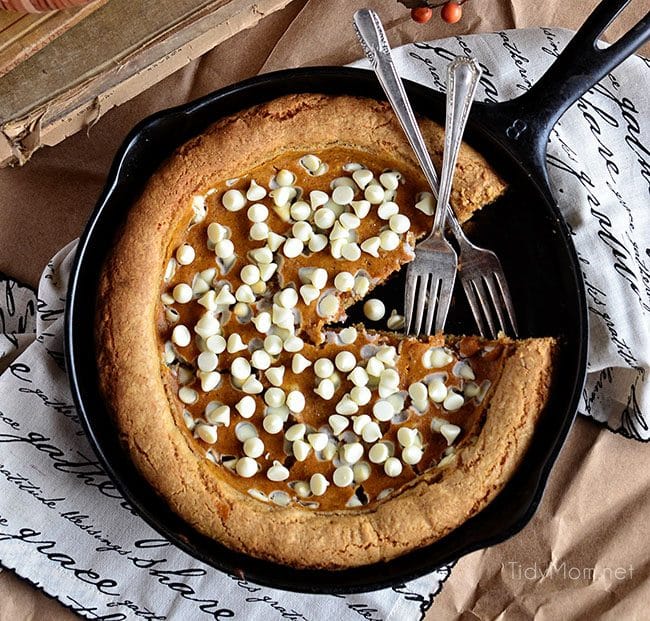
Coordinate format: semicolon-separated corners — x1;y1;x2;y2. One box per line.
66;0;649;593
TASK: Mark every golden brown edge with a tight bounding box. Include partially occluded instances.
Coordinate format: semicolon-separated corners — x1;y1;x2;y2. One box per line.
95;93;546;570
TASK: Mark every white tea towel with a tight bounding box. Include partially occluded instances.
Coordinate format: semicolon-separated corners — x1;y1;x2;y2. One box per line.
1;28;648;621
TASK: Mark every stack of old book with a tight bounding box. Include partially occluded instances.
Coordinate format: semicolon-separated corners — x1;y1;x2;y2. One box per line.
0;0;292;166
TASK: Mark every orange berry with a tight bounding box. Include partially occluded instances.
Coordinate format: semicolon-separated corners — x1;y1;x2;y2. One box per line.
441;1;463;24
411;7;433;23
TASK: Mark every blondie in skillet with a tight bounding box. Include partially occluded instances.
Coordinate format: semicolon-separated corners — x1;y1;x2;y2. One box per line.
96;94;556;569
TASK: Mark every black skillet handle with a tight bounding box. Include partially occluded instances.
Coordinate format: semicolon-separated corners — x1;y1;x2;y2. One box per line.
472;0;650;186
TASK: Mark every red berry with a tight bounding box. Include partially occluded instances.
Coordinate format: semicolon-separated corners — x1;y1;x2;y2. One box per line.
441;1;462;24
411;7;433;23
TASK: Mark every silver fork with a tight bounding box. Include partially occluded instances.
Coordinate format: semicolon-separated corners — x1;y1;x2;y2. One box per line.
354;8;458;335
354;8;518;337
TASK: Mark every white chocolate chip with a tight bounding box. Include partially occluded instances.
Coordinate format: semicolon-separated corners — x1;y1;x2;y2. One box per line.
172;325;191;347
334;271;355;292
194;314;221;339
197;424;218;444
364;184;385;204
389;213;410;234
322;442;337;461
231;357;251;380
215;239;235;259
329;414;349;436
415;192;435;215
264;387;286;408
234;284;255;304
345;439;368;466
360;236;381;257
206;402;230;426
251;349;272;370
314;207;336;229
379;171;400;190
330;238;345;259
292;353;312;374
318;294;340;318
263;414;284;434
335;351;356;372
214;285;236;306
235;457;257;478
309;234;328;252
285;423;306;442
197;291;217;311
246;180;267;201
235;421;258;442
351;199;371;219
249;246;273;264
286;390;306;413
330;221;349;241
408;382;428;405
352;169;373;189
309;190;329;209
267;461;290;482
308;432;328;452
348;366;369;387
361;421;382;443
310;473;329;496
252;311;272;334
235;396;256;419
266;231;286;252
455;361;476;381
283;237;304;259
353;462;371;484
179;386;199;405
291;201;311;221
284;336;303;354
264;366;285;387
244;437;265;458
363;298;385;321
294;481;311;498
293;439;311;461
240;264;261;286
464;382;480;398
208;222;228;244
443;391;465;411
384;457;403;477
428;379;448;402
397;427;418;447
369;443;390;464
250;222;269;241
332;185;355;206
176;244;195;265
350;385;372;406
372;399;394;422
173;283;193;304
440;422;462;445
333;465;354;487
402;445;423;465
379;230;400;251
352;414;371;435
387;311;405;330
292;221;313;243
241;376;262;396
263;334;283;356
315;378;335;400
278;287;299;309
259;262;277;282
222;189;246;212
300;154;321;172
376;345;397;366
270;186;296;208
247;203;268;223
377;201;399;220
272;305;294;329
340;212;360;229
198;351;218;372
366;357;385;378
341;243;361;262
275;169;295;186
314;358;334;378
227;333;247;353
339;327;358;345
298;285;318;305
353;276;370;297
423;347;454;369
335;395;358;415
